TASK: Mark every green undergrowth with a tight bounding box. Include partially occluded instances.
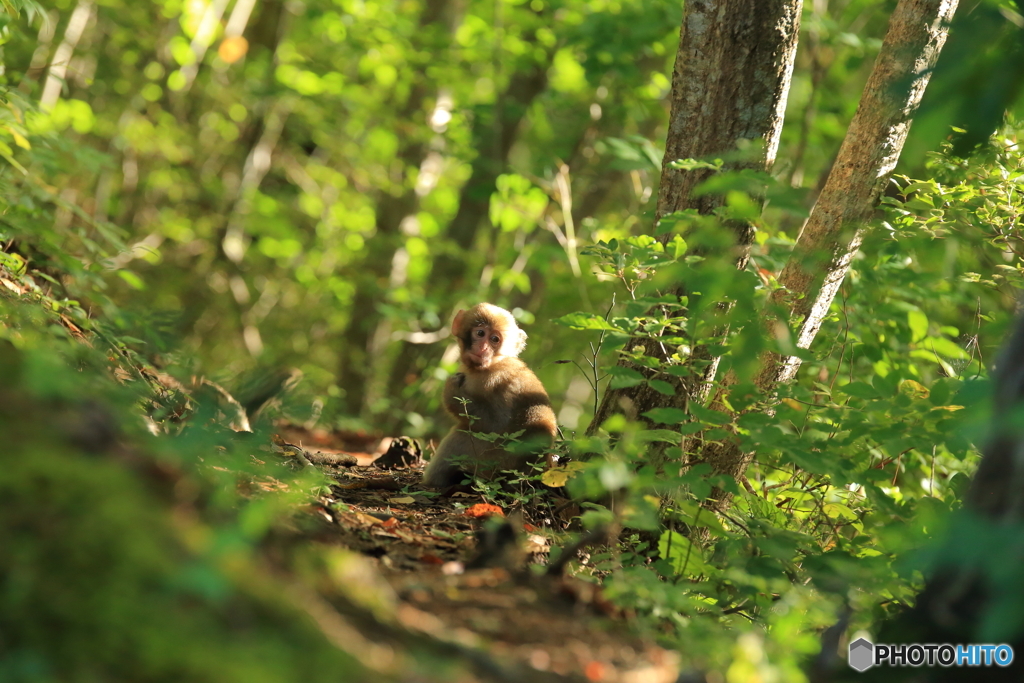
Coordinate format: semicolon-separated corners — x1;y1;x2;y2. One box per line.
0;292;382;682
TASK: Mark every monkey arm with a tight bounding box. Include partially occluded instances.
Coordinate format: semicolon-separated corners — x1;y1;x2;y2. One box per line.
443;372;498;429
442;373;471;421
511;389;558;444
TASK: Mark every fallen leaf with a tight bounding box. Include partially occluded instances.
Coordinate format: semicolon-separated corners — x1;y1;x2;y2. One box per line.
389;496;416;504
464;503;504;518
350;511;385;526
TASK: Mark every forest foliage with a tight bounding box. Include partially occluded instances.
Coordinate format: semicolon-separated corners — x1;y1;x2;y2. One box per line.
3;0;1024;680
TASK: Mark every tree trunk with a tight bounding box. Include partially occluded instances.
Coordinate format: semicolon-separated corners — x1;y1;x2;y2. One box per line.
701;0;958;514
655;0;802;222
588;0;803;432
759;0;959;389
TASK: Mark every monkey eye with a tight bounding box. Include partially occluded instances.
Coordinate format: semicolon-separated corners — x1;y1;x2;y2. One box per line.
475;329;486;338
490;335;500;344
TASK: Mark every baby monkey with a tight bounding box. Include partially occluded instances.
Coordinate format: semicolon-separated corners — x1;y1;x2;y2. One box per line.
422;303;557;488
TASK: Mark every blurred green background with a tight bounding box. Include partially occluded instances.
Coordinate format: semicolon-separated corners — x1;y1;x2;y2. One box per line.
4;0;981;439
5;1;1024;679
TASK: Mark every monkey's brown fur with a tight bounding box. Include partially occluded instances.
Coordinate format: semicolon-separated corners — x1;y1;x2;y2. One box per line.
422;304;557;488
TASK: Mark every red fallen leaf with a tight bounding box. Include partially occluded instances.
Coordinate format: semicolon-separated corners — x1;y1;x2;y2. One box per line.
420;554;445;565
463;503;505;518
381;517;401;529
523;523;538;532
584;660;605;681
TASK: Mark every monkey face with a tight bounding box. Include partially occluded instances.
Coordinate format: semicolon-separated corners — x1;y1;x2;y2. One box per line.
464;323;502;369
452;303;528;370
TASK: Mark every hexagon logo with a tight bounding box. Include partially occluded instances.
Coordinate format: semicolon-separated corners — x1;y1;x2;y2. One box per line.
848;637;874;672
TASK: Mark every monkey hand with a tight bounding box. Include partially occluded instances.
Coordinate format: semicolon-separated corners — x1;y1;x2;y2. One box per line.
443;373;470;418
444;373;466;396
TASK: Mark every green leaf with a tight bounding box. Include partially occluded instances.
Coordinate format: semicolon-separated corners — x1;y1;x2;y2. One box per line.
674;500;728;534
689;403;730;425
642;407;688;424
658;530;709;577
118;270;146;290
552;312;618;331
822;503;859;521
839;382;880;400
676;422;704;436
928;378;956;406
608;366;644;389
737;412;773;429
922;337;968;359
670;235;687;259
647;379;676;396
907;309;929;342
704;428;731;441
637;429;681;444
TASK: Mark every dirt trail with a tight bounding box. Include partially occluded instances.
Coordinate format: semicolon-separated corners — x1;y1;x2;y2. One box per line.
270;425;680;683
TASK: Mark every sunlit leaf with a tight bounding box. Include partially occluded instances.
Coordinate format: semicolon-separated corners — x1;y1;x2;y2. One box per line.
658;530;709;577
541;461;586;487
908;309;929;342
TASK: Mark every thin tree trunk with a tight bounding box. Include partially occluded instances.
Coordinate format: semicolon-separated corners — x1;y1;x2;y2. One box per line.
759;0;959;389
701;0;959;514
587;0;803;433
655;0;801;221
336;0;459;417
40;0;94;109
19;8;59;94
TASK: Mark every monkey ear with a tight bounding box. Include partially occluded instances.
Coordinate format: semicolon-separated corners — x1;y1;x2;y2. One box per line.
451;309;466;335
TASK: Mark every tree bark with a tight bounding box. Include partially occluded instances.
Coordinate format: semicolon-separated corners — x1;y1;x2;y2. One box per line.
655;0;801;222
588;0;803;432
703;0;959;512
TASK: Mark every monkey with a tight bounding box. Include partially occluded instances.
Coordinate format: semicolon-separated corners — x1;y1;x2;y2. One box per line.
422;303;557;488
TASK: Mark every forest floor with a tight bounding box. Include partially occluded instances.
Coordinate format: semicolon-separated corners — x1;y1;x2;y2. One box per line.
0;266;679;683
266;424;681;683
